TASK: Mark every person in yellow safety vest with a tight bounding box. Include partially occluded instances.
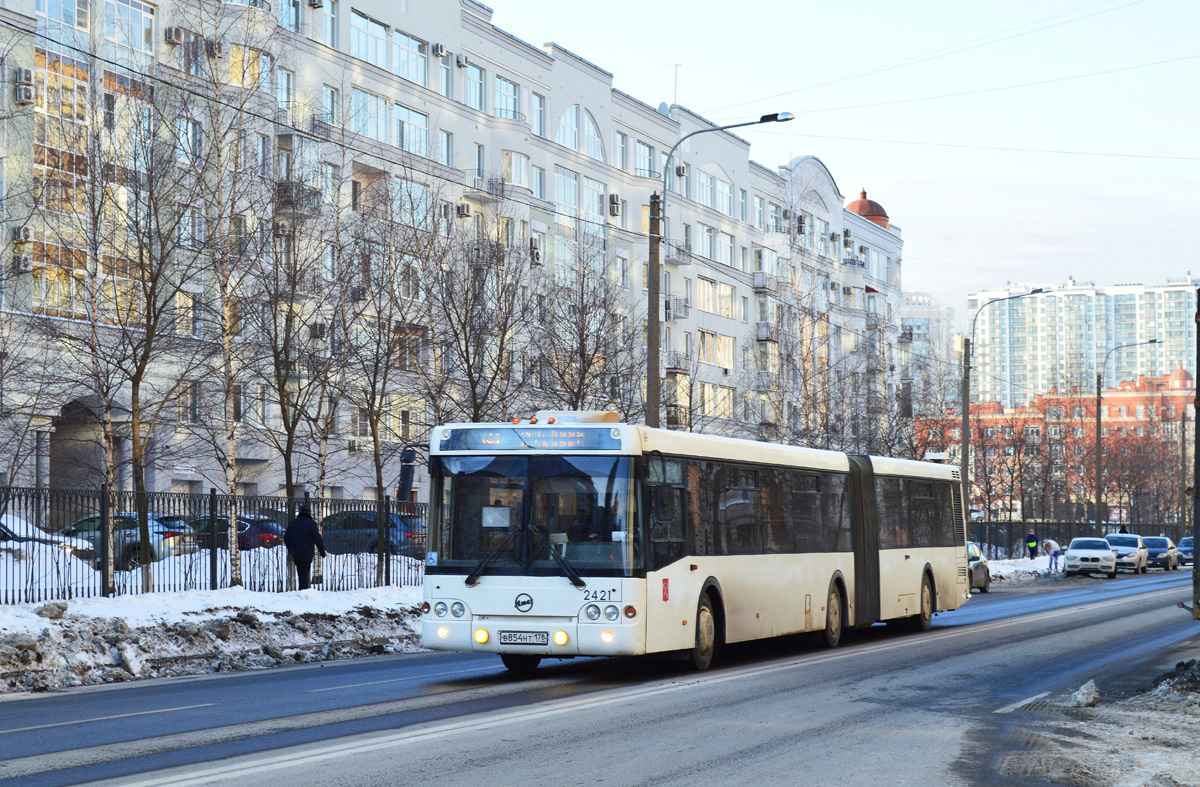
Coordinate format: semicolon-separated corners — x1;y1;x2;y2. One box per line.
1026;529;1039;560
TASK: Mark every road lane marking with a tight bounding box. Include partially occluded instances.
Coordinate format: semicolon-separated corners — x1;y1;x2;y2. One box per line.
993;692;1049;714
307;665;494;693
0;704;216;735
77;585;1194;786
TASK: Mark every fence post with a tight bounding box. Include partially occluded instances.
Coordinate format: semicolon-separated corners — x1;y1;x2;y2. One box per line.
383;495;392;586
100;484;114;597
208;487;218;591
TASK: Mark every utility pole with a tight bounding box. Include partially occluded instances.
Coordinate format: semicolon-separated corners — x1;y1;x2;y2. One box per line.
1192;287;1199;619
959;337;971;538
1096;370;1103;530
646;192;662;428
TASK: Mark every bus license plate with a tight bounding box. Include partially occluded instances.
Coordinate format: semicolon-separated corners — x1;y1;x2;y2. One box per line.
499;631;548;646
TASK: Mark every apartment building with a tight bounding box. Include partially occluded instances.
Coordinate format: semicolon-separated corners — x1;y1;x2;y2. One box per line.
0;0;906;497
969;276;1197;409
901;291;956;413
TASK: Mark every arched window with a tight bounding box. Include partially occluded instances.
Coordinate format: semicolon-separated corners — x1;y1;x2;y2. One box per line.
583;111;605;162
556;105;578;149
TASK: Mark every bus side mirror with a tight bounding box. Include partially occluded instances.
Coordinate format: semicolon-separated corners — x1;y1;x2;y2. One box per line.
396;448;417;502
653;486;676;523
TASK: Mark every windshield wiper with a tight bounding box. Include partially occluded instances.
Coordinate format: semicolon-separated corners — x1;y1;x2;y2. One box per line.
465;527;520;587
532;525;586;589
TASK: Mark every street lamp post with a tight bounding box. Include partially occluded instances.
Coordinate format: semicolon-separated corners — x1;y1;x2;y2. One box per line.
960;287;1046;547
645;111;793;428
1095;338;1159;528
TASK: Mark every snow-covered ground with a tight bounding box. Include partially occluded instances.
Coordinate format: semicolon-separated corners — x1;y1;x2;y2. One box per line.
0;585;423;693
981;551;1070;585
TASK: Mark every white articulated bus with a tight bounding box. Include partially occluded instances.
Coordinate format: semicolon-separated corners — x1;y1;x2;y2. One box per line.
421;411;969;672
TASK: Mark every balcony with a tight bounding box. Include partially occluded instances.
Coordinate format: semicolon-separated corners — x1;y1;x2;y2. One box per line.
664;351;689;373
664;296;690;322
276;181;321;217
755;371;780;391
752;271;778;293
310;113;337;139
665;404;690;428
756;322;780;343
843;257;865;269
663;239;692;267
463;170;504;204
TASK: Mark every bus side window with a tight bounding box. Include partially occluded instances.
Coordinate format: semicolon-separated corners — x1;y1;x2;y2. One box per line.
823;473;850;552
910;481;936;546
876;477;903;549
788;472;821;553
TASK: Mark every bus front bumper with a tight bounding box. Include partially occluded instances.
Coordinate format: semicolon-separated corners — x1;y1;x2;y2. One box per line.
421;616;644;657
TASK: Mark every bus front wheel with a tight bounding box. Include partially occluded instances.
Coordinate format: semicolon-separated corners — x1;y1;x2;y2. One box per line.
911;575;933;632
500;654;542;674
691;595;718;671
823;584;843;648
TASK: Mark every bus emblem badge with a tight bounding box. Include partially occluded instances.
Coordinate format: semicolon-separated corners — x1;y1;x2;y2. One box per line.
662;579;669;601
514;593;534;613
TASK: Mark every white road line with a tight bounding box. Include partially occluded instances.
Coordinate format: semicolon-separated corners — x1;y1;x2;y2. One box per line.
0;704;215;736
101;585;1192;787
307;665;494;693
993;691;1050;714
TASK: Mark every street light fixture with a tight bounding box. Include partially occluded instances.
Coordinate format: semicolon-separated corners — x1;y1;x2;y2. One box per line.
1095;338;1160;527
960;287;1048;523
645;111;794;428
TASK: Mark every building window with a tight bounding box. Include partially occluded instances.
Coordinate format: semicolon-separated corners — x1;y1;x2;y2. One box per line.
530;93;545;136
466;64;485;111
636;141;654;178
556;104;578;150
438;130;453;167
583;111;604;161
321;163;340;203
739;189;748;222
614;131;627;171
392;30;426;85
322;85;338;123
179;206;204;249
394;104;428;155
276;68;293;121
753;196;764;229
350;11;387;69
502;151;528;187
532;166;545;199
176;118;202;163
351;87;388;142
322;0;338;48
697;172;715;209
278;0;300;32
437;55;453;98
495;76;519;119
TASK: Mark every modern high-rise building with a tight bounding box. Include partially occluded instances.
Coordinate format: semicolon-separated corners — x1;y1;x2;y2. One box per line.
969;277;1197;409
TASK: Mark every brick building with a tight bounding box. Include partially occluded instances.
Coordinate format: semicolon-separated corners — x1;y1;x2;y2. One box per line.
916;367;1194;524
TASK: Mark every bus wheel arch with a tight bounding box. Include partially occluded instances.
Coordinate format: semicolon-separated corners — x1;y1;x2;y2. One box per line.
823;572;847;648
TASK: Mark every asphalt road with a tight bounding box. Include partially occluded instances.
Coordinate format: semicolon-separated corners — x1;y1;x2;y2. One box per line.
0;571;1196;787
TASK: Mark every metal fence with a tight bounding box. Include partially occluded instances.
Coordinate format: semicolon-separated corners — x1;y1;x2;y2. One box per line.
970;520;1192;560
0;486;426;605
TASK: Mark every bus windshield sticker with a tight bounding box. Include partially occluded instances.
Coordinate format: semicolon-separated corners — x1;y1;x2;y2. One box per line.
440;427;621;452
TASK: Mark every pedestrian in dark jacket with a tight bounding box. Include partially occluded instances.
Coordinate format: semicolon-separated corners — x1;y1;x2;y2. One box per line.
1025;529;1039;560
285;505;326;590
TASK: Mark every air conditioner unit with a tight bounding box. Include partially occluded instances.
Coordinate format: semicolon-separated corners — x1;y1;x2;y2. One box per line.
12;254;32;273
782;209;792;220
13;67;33;85
349;286;365;301
455;54;470;68
439;202;452;220
273;221;291;237
431;43;449;58
797;216;806;234
164;27;184;45
307;0;324;7
609;201;621;217
858;245;868;254
347;439;359;453
530;249;541;264
455;203;471;218
205;39;222;58
843;236;853;249
828;232;838;242
11;226;31;243
608;193;620;207
310;322;326;339
674;165;686;178
13;84;33;105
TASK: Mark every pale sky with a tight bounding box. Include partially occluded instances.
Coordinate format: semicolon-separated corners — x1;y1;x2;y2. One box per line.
488;0;1199;326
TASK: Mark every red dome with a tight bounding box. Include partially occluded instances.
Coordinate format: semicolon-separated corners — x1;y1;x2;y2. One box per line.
846;189;889;228
1168;365;1193;389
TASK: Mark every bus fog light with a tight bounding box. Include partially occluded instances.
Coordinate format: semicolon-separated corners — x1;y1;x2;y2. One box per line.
450;602;465;618
585;604;601;620
604;605;619;621
474;628;489;644
601;630;614;643
420;601;430;614
553;630;569;646
434;602;448;617
436;626;450;639
623;605;637;619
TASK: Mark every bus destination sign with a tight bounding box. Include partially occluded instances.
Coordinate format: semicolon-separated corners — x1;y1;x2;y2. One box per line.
439;427;621;452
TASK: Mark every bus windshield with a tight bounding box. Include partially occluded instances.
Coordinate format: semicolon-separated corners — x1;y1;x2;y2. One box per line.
431;455;640;576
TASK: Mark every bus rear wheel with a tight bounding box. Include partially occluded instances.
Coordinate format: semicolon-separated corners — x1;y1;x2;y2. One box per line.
911;575;933;632
691;594;718;671
500;654;542;674
823;585;843;648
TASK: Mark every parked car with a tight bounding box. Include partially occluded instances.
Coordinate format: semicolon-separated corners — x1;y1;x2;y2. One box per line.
188;515;284;550
61;513;198;570
967;541;990;593
1063;537;1118;578
1143;537;1179;571
0;514;93;557
1179;537;1194;567
1105;533;1148;574
318;510;426;558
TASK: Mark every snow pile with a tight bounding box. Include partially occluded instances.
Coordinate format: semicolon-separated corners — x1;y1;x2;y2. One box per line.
0;586;424;693
1070;679;1100;707
985;554;1067;584
1;544;102;598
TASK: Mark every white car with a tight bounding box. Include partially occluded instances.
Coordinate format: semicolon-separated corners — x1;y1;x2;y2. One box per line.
1063;537;1118;579
1105;533;1148;574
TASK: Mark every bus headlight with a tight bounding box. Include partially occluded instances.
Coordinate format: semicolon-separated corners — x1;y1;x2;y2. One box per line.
474;628;489;644
553;630;568;646
436;626;450;639
450;602;465;618
585;604;601;620
434;602;448;617
604;605;619;621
